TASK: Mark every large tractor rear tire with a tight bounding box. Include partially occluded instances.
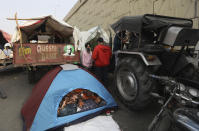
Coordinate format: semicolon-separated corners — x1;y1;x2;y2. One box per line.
114;57;154;110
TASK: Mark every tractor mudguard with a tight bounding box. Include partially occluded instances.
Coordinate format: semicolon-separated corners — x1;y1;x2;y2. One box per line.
114;51;162;66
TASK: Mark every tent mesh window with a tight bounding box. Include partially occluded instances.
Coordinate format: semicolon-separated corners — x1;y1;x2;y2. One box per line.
57;89;106;117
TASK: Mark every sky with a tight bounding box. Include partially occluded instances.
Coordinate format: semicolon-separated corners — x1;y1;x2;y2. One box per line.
0;0;78;35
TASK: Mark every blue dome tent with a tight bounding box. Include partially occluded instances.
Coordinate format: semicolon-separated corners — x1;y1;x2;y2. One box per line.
21;64;117;131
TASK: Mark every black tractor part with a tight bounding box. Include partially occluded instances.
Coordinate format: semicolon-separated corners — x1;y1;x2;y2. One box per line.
114;57;155;110
174;108;199;131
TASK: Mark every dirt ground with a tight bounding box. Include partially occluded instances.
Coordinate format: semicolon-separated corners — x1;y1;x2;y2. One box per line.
0;68;159;131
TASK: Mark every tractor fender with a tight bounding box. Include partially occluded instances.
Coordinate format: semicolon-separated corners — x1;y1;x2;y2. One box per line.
114;50;162;66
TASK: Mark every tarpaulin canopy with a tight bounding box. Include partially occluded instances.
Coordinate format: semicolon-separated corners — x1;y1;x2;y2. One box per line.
21;64;117;131
0;30;11;43
73;26;109;51
111;14;193;33
11;16;73;43
0;30;11;49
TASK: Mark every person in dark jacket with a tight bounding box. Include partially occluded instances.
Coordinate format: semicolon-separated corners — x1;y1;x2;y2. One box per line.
113;31;127;52
92;37;112;86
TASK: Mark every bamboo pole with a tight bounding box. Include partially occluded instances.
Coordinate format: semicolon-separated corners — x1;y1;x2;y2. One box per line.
14;13;31;70
7;18;42;20
14;13;23;44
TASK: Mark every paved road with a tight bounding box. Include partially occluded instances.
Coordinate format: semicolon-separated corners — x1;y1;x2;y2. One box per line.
0;69;34;131
0;68;159;131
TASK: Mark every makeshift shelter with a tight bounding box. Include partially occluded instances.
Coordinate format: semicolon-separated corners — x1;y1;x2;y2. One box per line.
11;16;74;44
21;64;117;131
10;15;80;68
73;26;110;51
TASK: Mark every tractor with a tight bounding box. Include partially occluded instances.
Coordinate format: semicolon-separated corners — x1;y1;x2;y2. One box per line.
111;14;199;110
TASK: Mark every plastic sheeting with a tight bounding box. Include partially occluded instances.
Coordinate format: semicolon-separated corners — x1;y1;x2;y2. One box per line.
0;30;11;43
64;115;120;131
60;64;79;71
73;26;109;51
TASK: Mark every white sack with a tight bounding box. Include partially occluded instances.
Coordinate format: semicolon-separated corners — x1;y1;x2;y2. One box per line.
64;115;120;131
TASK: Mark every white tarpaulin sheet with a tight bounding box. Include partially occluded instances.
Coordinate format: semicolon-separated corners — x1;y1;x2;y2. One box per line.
73;26;109;51
64;115;120;131
60;64;79;71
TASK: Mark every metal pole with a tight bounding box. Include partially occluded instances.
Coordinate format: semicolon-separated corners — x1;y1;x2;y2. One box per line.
153;0;159;15
153;1;155;14
195;0;198;17
195;0;199;29
129;0;131;16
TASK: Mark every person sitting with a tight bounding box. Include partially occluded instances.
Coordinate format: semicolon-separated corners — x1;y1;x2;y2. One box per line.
128;32;139;49
3;43;13;59
113;31;127;52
